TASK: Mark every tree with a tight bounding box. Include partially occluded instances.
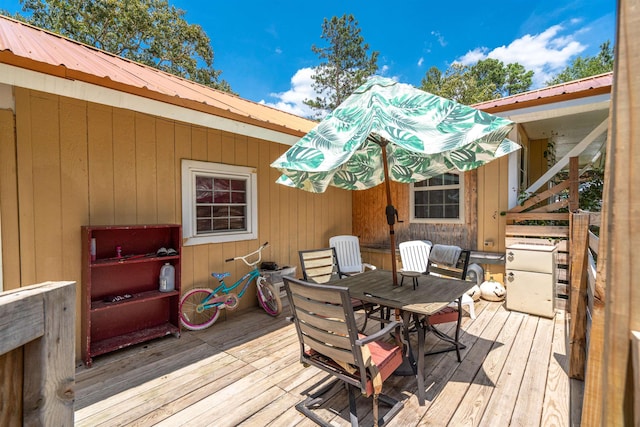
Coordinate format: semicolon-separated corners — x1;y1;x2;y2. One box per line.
421;59;532;104
546;41;614;85
305;14;378;116
16;0;232;92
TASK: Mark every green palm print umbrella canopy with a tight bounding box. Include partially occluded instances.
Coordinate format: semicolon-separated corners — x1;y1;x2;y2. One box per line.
271;76;520;284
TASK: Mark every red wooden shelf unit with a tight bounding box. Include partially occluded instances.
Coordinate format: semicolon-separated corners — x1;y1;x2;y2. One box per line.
81;224;182;367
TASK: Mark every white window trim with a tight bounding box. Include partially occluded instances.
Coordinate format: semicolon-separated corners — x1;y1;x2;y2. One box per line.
409;172;465;224
181;159;258;246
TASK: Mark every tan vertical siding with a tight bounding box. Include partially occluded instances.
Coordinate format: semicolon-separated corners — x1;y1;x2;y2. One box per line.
113;109;137;224
0;108;21;290
3;87;352;360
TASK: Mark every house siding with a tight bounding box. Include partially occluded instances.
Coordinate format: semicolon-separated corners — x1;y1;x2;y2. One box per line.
1;87;352;360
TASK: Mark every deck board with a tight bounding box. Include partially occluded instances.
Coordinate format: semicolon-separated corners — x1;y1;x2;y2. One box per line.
74;300;576;426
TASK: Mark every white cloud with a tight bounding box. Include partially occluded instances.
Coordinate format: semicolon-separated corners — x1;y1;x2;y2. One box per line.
457;48;487;65
417;57;424;67
260;67;318;118
457;24;587;88
431;31;447;47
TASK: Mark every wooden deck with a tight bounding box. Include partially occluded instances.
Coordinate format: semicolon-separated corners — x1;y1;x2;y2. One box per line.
74;299;583;426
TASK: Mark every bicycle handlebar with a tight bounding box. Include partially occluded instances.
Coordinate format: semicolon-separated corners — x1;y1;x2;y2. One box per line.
225;242;269;267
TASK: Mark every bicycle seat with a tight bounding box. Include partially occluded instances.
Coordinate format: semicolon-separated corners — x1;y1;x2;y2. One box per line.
211;272;231;280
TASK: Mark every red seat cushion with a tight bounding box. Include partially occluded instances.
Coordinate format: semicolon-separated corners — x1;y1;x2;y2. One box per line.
427;306;459;325
363;337;403;396
304;338;403;397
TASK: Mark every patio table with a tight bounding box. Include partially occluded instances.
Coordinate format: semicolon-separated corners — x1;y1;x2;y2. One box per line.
336;269;473;406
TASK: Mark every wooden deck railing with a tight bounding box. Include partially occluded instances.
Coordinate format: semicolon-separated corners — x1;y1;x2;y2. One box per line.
568;211;600;379
0;281;76;426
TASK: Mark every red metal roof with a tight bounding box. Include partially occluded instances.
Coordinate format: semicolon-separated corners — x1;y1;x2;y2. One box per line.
0;15;315;136
472;72;613;113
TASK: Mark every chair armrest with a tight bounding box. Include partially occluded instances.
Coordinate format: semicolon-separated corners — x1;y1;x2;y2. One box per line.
363;263;376;271
355;320;400;345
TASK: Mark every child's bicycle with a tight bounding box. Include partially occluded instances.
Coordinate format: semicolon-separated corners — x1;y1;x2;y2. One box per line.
179;242;282;330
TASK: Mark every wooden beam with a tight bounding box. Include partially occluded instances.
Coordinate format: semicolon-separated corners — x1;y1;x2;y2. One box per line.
3;282;76;426
583;1;640;424
569;212;589;379
525;119;608;195
509;180;570;213
505;225;569;238
569;157;579;212
505;212;570;222
0;290;44;355
528;198;569;213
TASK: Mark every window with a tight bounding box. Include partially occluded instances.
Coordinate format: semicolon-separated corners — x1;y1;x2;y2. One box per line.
182;159;257;245
410;172;464;223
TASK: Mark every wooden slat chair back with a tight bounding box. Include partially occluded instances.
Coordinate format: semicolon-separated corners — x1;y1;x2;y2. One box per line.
299;248;343;284
283;276;404;427
298;247;380;334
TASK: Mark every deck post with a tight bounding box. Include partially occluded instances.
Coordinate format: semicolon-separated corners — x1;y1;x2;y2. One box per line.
0;281;76;426
569;212;589;379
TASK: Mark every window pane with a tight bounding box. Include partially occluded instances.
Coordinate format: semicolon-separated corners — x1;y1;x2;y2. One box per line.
214;191;230;203
430;190;444;204
214;179;230;191
444;189;459;204
213;206;228;218
231;191;246;203
213;219;229;230
196;219;212;233
414;180;428;188
415;191;428;204
229;218;246;230
427;175;443;186
444;205;459;218
442;173;459;185
229;206;245;217
415;205;427;218
230;179;245;191
429;205;443;217
196;206;211;217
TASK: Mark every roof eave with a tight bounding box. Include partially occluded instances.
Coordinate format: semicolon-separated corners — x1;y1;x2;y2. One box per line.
0;51;310;139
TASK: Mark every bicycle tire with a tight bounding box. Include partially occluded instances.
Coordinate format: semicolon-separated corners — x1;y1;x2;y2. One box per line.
256;277;282;316
179;288;220;330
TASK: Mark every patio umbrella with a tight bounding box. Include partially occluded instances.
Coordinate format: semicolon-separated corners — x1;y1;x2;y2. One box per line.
271;76;520;285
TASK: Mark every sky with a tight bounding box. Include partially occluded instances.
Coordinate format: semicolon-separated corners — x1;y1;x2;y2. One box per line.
0;0;616;118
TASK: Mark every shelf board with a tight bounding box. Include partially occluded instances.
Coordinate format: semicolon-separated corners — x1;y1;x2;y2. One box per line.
91;254;179;267
89;323;180;358
91;289;179;312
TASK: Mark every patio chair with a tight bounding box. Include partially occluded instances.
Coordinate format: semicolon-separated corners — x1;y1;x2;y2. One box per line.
399;241;476;319
329;235;376;275
422;246;472;362
298;248;378;332
283;276;404;427
398;240;432;289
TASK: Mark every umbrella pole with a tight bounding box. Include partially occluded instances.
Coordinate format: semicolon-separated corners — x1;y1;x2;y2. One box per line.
379;138;399;286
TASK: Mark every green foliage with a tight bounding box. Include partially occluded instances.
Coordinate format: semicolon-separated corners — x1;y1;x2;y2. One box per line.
546;41;614;86
305;14;379;116
16;0;232;92
421;58;533;103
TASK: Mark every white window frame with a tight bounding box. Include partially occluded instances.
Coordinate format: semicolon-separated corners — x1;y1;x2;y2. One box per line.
181;159;258;246
409;172;465;224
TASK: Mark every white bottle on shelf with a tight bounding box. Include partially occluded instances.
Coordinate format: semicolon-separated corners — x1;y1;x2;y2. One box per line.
159;263;175;292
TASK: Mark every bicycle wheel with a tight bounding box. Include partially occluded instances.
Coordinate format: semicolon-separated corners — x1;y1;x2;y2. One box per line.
179;288;220;330
256;277;282;316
